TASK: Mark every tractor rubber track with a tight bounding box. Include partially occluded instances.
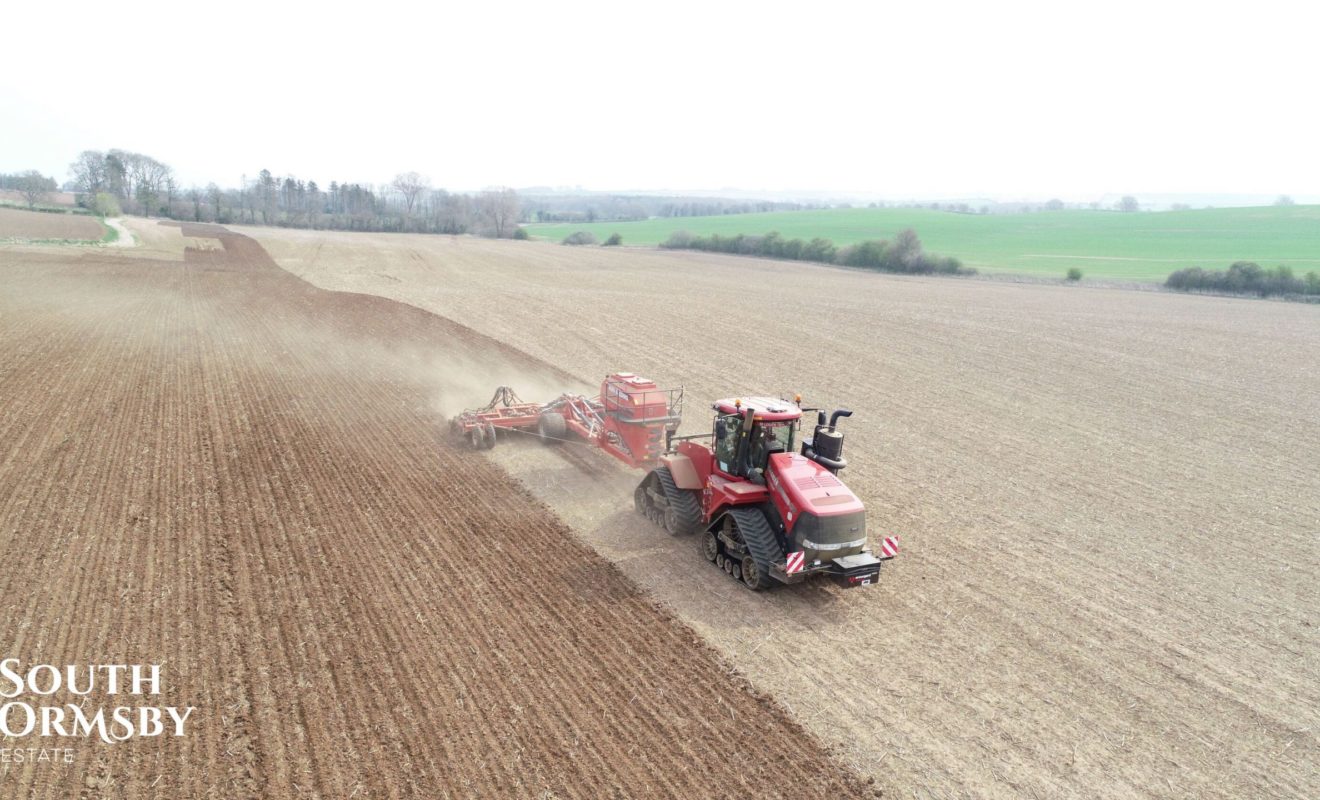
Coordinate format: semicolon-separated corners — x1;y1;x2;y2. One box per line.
727;506;783;570
655;466;701;534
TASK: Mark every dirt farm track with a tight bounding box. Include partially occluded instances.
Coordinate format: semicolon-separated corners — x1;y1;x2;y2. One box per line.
2;219;1318;798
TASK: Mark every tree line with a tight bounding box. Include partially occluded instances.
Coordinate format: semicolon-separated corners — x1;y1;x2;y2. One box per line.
0;170;60;208
1166;262;1320;298
57;149;818;237
69;150;175;217
216;169;519;235
661;228;973;275
55;146;813;236
523;194;821;224
61;150;523;237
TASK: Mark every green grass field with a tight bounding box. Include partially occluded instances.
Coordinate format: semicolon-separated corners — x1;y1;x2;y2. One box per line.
525;205;1320;282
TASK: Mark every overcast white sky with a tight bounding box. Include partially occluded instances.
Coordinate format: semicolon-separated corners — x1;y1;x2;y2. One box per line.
2;0;1316;200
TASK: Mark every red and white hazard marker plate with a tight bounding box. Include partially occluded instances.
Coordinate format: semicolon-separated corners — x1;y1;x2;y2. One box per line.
785;551;805;574
880;536;900;558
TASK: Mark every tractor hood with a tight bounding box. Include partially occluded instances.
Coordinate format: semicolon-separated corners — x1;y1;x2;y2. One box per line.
766;452;864;519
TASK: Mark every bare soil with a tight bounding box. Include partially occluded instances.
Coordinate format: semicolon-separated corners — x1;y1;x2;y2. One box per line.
251;226;1320;800
0;228;873;799
117;217;218;261
0;207;104;241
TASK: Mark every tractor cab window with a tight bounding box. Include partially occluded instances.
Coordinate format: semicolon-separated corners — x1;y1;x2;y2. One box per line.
714;414;741;474
749;421;794;474
762;421;795;453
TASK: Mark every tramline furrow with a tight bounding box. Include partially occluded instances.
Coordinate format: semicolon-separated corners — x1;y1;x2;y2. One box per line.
186;293;270;800
166;260;236;799
150;276;209;798
106;287;194;799
201;374;327;796
209;308;412;797
201;305;345;796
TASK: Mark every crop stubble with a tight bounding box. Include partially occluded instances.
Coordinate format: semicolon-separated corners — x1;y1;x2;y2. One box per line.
0;227;871;799
253;226;1320;800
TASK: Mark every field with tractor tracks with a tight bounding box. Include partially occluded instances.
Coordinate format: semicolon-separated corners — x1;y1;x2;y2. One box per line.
250;225;1320;799
0;223;874;799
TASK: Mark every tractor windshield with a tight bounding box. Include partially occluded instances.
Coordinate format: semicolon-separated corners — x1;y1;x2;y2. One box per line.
760;422;795;453
749;421;795;473
715;416;797;477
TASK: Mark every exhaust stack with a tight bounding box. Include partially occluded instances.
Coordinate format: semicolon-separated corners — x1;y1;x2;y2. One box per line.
803;408;850;474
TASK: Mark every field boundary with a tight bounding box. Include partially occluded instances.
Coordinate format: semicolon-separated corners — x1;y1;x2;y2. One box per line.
0;200;93;215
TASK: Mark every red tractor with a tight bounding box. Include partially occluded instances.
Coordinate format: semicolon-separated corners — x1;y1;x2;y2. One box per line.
451;372;898;590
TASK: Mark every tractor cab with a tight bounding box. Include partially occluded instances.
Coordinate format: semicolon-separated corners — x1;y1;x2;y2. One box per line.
711;397;802;482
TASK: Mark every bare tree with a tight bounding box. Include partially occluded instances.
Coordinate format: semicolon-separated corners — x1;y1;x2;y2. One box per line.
69;151;108;198
133;157;172;217
256;169;277;224
13;170;53;208
306;180;321;228
94;150;172;214
239;174;252;223
392;172;430;216
1116;195;1139;212
478;188;520;238
207;182;223;222
1275;195;1296;206
427;189;473;233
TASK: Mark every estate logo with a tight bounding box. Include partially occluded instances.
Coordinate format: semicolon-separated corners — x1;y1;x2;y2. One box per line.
1;659;195;750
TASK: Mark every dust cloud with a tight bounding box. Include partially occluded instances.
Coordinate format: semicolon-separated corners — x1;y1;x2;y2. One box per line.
416;349;590;419
258;314;593;425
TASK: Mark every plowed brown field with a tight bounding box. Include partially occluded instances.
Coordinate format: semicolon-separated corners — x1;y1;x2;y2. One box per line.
0;227;872;799
250;225;1320;800
0;207;104;241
